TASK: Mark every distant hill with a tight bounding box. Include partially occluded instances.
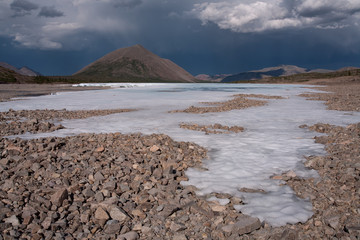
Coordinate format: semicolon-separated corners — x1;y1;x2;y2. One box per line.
0;62;40;76
230;68;360;84
222;65;311;82
0;66;33;83
73;44;196;83
195;73;231;82
18;66;41;76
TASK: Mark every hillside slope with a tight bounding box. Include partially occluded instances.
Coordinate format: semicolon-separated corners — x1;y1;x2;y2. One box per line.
0;66;33;83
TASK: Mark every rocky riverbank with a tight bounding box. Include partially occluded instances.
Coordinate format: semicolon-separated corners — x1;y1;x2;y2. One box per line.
0;132;267;239
0;84;359;239
0;84;110;102
0;108;135;137
300;83;360;111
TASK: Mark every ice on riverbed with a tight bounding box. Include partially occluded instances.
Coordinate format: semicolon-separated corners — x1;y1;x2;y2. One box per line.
1;83;359;226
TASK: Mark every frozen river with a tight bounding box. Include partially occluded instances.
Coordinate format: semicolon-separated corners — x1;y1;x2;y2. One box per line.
1;83;359;226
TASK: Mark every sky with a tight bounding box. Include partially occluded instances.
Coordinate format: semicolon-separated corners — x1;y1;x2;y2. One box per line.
0;0;360;76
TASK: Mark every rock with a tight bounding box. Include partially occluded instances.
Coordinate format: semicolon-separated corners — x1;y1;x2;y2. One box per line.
94;171;105;181
4;215;20;226
104;220;121;234
172;233;188;240
117;231;139;240
280;229;298;240
94;207;109;220
95;192;104;202
80;211;90;223
286;170;297;178
314;220;322;226
95;146;105;152
109;206;128;223
210;204;226;212
140;226;151;234
170;222;186;232
22;210;34;225
325;216;340;230
103;180;116;190
150;145;160;152
132;209;146;219
222;215;261;235
82;187;95;198
50;188;68;207
41;216;52;230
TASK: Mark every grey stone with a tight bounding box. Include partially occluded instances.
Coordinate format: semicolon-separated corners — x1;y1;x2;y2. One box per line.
82;187;95;197
50;188;68;207
95;192;104;202
103;180;116;190
104;220;121;234
222;215;261;235
109;206;128;223
118;231;139;240
172;233;188;240
4;215;20;226
94;207;109;220
94;171;105;181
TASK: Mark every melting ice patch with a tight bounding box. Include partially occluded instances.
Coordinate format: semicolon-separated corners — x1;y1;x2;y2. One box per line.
1;83;359;227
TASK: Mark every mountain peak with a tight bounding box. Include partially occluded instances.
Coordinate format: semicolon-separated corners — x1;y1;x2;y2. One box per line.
74;45;195;82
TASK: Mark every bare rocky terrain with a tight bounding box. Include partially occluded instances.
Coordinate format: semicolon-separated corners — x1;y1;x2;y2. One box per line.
0;83;359;239
171;94;284;114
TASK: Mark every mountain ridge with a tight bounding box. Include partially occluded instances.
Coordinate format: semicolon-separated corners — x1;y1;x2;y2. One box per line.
0;62;40;76
221;65;336;82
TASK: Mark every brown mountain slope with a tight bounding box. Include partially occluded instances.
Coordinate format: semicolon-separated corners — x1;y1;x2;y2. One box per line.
73;44;195;82
0;66;32;83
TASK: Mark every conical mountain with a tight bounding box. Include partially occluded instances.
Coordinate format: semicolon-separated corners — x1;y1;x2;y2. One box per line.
74;44;195;82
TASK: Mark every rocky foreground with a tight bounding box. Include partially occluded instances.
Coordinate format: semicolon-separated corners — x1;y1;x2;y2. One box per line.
0;84;359;239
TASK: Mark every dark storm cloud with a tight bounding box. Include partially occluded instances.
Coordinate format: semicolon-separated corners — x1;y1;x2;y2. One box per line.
10;0;38;17
112;0;143;8
1;0;360;75
38;6;64;18
192;0;360;32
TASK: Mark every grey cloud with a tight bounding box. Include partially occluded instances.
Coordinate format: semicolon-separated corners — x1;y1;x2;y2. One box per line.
38;6;64;18
112;0;143;8
191;0;360;33
10;0;38;17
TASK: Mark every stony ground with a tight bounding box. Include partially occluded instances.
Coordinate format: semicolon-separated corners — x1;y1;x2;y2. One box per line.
0;84;359;239
0;130;263;239
300;84;360;111
0;84;109;102
171;94;284;114
179;123;244;135
0;109;134;137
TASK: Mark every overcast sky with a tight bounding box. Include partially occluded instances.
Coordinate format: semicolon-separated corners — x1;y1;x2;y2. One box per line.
1;0;360;76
